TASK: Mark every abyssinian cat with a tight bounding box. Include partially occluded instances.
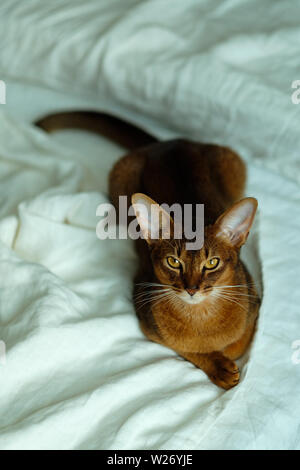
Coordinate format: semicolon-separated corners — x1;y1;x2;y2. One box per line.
37;111;260;389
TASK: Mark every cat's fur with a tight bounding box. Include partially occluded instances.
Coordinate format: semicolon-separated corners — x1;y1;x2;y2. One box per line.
37;112;260;389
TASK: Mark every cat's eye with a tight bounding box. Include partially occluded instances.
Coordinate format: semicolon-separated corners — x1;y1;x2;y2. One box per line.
204;257;220;270
166;256;181;269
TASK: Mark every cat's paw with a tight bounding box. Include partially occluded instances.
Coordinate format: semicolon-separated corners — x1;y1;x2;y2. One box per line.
208;355;240;390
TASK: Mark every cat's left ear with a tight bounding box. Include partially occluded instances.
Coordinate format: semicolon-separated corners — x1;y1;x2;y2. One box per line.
215;197;258;247
131;193;173;244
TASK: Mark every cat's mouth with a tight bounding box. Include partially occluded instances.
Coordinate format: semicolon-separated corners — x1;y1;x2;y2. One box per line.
177;290;209;305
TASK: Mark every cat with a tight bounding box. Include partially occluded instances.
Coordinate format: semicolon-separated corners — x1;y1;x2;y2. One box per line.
37;111;260;389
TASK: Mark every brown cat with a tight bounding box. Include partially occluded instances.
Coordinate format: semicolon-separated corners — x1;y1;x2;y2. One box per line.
37;112;260;389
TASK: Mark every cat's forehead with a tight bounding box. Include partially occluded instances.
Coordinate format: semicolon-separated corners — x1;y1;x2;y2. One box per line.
179;240;214;261
159;225;224;259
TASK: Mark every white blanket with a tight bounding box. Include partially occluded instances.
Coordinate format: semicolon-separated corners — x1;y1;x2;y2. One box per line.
0;0;299;450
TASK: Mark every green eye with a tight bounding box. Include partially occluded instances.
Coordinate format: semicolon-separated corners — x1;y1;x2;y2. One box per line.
205;257;220;270
167;256;181;269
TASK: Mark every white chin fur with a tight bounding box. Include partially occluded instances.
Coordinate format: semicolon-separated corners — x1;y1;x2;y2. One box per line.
178;292;206;305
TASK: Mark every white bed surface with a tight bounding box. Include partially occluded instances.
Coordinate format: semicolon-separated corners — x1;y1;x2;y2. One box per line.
0;0;299;450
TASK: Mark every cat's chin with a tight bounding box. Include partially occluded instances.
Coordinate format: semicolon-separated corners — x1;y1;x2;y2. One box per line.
177;292;207;305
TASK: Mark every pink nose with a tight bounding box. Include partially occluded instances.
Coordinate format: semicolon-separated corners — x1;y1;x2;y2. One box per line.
186;287;198;296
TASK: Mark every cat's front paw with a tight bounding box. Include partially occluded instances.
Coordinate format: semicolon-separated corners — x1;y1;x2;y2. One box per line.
208;354;240;390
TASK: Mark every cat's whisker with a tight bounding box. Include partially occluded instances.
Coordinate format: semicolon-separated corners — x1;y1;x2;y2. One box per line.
136;282;181;292
138;282;167;287
151;291;175;309
139;293;176;311
134;289;170;301
134;287;174;309
213;289;258;299
212;291;248;312
135;292;172;310
213;284;258;297
212;287;259;302
136;282;169;286
134;288;168;300
214;284;256;289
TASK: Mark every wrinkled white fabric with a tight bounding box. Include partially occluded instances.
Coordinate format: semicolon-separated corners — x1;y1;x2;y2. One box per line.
0;0;299;450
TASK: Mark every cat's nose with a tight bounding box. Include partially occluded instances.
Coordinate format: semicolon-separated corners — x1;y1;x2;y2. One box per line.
186;287;198;296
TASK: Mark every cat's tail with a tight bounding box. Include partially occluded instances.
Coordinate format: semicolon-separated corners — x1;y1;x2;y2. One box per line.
35;111;157;150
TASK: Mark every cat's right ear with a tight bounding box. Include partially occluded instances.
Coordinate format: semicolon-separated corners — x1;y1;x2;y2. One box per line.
215;197;258;248
131;193;173;244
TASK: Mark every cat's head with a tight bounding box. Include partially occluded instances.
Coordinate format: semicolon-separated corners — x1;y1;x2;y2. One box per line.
132;193;257;305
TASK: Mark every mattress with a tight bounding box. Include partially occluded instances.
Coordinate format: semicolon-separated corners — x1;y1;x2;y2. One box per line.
0;0;299;450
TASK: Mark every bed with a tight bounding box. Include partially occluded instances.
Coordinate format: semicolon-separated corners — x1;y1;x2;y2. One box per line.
0;0;299;450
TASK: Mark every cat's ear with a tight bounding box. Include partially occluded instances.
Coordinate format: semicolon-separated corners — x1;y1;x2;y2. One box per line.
131;193;173;244
215;197;258;247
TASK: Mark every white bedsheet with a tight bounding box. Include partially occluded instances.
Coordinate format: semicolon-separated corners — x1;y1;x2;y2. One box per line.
0;0;299;450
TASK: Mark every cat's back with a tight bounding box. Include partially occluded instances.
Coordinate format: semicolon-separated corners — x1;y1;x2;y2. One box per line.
109;138;246;225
